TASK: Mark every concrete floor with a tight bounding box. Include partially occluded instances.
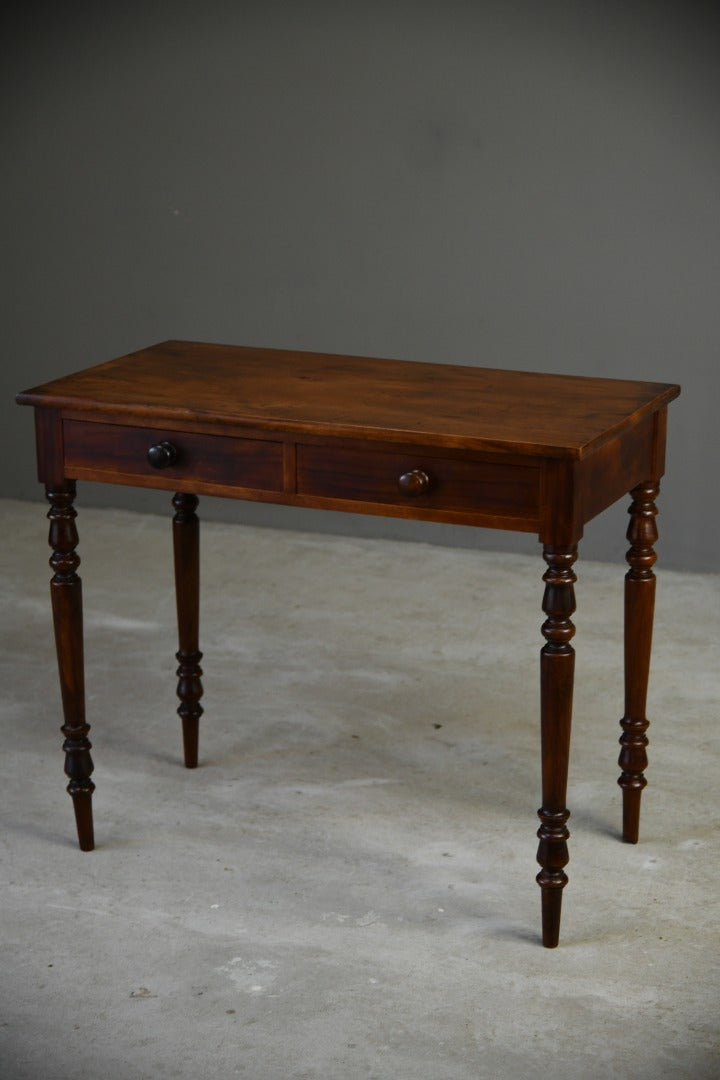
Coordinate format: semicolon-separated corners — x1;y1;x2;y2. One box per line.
2;497;718;1080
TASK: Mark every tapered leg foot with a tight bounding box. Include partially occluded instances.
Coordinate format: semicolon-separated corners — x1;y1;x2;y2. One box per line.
172;493;203;768
618;482;659;844
540;874;567;950
47;483;95;851
536;544;577;947
621;783;645;846
69;783;95;851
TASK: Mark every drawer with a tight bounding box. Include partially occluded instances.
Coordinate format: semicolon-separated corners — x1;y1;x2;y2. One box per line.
297;444;539;522
63;420;284;493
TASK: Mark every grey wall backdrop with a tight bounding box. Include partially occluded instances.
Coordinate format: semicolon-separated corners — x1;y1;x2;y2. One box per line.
3;2;718;571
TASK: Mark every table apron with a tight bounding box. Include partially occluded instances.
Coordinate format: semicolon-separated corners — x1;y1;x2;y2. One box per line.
58;417;542;531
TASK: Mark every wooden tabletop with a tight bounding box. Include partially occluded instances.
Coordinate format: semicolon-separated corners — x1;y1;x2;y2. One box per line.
17;340;680;459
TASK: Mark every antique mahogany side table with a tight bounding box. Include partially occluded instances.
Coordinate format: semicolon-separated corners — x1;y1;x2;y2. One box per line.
17;341;680;947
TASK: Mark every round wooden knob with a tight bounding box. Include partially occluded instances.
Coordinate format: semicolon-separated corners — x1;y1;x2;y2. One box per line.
147;441;178;469
398;468;430;496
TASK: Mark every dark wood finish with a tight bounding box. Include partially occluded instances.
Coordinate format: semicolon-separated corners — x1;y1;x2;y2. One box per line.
296;442;540;526
398;468;431;496
619;481;660;843
147;441;178;469
46;482;95;851
537;545;577;949
172;493;203;769
17;341;679;458
63;419;284;497
17;340;680;946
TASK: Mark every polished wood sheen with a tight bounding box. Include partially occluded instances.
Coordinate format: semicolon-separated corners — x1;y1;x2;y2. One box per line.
619;481;659;843
17;340;680;946
172;492;203;769
537;544;577;948
46;481;95;851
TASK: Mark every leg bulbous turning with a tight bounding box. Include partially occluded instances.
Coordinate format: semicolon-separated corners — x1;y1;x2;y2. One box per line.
537;544;577;947
47;484;95;851
619;481;659;843
176;648;203;767
172;493;203;768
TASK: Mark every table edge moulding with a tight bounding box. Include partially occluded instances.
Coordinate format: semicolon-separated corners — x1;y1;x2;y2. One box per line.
16;340;681;948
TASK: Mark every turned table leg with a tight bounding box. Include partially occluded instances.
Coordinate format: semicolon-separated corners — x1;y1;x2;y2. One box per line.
536;544;577;947
172;493;203;768
619;481;659;843
46;483;95;851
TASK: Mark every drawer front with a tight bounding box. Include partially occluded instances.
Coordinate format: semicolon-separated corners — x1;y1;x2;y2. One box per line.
63;420;284;492
297;444;539;520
